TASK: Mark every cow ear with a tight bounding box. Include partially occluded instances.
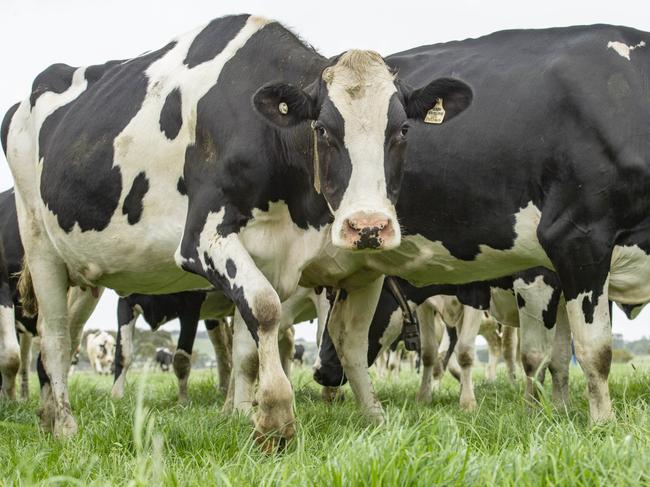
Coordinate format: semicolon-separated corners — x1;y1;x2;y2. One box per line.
253;82;318;129
404;78;473;123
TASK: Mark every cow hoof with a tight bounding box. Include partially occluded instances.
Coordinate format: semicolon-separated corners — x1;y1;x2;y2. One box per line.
53;412;78;438
460;398;477;411
252;412;296;453
177;394;189;406
221;398;234;414
590;409;615;425
321;386;344;403
362;406;385;425
416;391;432;404
38;404;56;433
111;386;125;400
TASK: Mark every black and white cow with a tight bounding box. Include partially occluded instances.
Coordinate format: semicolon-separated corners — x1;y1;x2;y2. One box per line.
86;330;115;375
112;291;233;402
2;14;470;440
0;233;20;399
155;347;173;371
0;188;98;400
293;344;305;365
320;25;650;425
0;189;27;400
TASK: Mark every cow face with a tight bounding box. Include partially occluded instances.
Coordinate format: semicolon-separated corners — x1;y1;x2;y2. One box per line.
253;51;473;250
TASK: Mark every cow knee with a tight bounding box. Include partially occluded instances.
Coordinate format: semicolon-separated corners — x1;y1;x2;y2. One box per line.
457;346;473;368
173;350;192;379
521;351;546;377
252;289;281;330
0;346;20;374
420;349;436;368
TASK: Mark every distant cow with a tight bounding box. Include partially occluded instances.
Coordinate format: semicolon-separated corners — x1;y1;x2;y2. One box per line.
293;344;305;365
155;347;173;372
112;291;233;403
0;238;19;399
86;331;115;375
0;188;99;400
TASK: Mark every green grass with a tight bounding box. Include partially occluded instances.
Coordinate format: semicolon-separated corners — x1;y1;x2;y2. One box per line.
2;361;650;486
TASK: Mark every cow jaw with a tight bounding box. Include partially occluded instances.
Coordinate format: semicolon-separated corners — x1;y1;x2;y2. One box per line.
325;51;401;251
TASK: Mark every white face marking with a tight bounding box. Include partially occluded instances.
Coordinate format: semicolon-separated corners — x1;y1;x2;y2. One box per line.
325;53;401;249
607;40;646;60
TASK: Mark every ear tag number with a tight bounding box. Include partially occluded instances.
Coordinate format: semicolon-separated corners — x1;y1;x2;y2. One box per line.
424;98;445;124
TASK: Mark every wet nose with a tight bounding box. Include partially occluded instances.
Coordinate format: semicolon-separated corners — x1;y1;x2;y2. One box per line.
343;211;395;249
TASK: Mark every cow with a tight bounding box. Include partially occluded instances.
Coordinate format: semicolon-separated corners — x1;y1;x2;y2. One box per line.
205;318;233;395
0;188;98;400
112;291;234;402
293;344;305;365
86;331;115;374
2;14;471;440
318;24;650;425
0;237;20;399
155;347;173;371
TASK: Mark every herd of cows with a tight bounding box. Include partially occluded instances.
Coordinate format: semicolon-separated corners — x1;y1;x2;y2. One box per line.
0;13;650;449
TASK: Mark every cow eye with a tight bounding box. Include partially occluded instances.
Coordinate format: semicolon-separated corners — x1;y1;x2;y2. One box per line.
400;124;410;138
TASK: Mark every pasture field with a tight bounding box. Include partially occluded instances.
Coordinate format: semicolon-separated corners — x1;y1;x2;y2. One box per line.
2;361;650;486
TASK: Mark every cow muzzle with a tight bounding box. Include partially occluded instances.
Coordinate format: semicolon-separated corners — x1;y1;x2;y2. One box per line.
334;210;400;250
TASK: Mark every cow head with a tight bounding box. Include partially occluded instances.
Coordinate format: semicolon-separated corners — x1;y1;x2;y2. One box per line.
253;50;472;250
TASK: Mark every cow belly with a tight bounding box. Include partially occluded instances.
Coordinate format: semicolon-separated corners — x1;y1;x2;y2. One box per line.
40;202;205;294
609;244;650;304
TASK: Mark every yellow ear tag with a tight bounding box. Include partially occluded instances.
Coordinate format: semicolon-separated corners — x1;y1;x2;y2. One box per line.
424;98;445;124
278;102;289;114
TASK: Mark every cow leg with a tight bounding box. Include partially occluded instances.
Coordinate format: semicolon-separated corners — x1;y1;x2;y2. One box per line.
416;304;442;404
519;319;553;403
178;232;292;443
456;306;483;411
19;332;33;400
205;319;232;395
68;286;103;377
27;256;77;437
0;298;19;400
278;326;295;378
540;221;613;423
565;282;612;423
227;310;258;415
112;300;139;399
327;277;384;423
483;327;501;383
175;309;200;404
502;326;519;382
549;302;572;406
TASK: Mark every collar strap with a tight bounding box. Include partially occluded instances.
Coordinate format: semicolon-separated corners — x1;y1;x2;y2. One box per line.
310;121;321;194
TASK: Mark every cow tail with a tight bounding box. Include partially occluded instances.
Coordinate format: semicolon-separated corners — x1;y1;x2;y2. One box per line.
17;257;38;318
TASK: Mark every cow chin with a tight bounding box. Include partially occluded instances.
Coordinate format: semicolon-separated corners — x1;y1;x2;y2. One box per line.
331;208;401;251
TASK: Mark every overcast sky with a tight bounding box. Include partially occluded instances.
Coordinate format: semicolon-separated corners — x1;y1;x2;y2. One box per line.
1;0;649;342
